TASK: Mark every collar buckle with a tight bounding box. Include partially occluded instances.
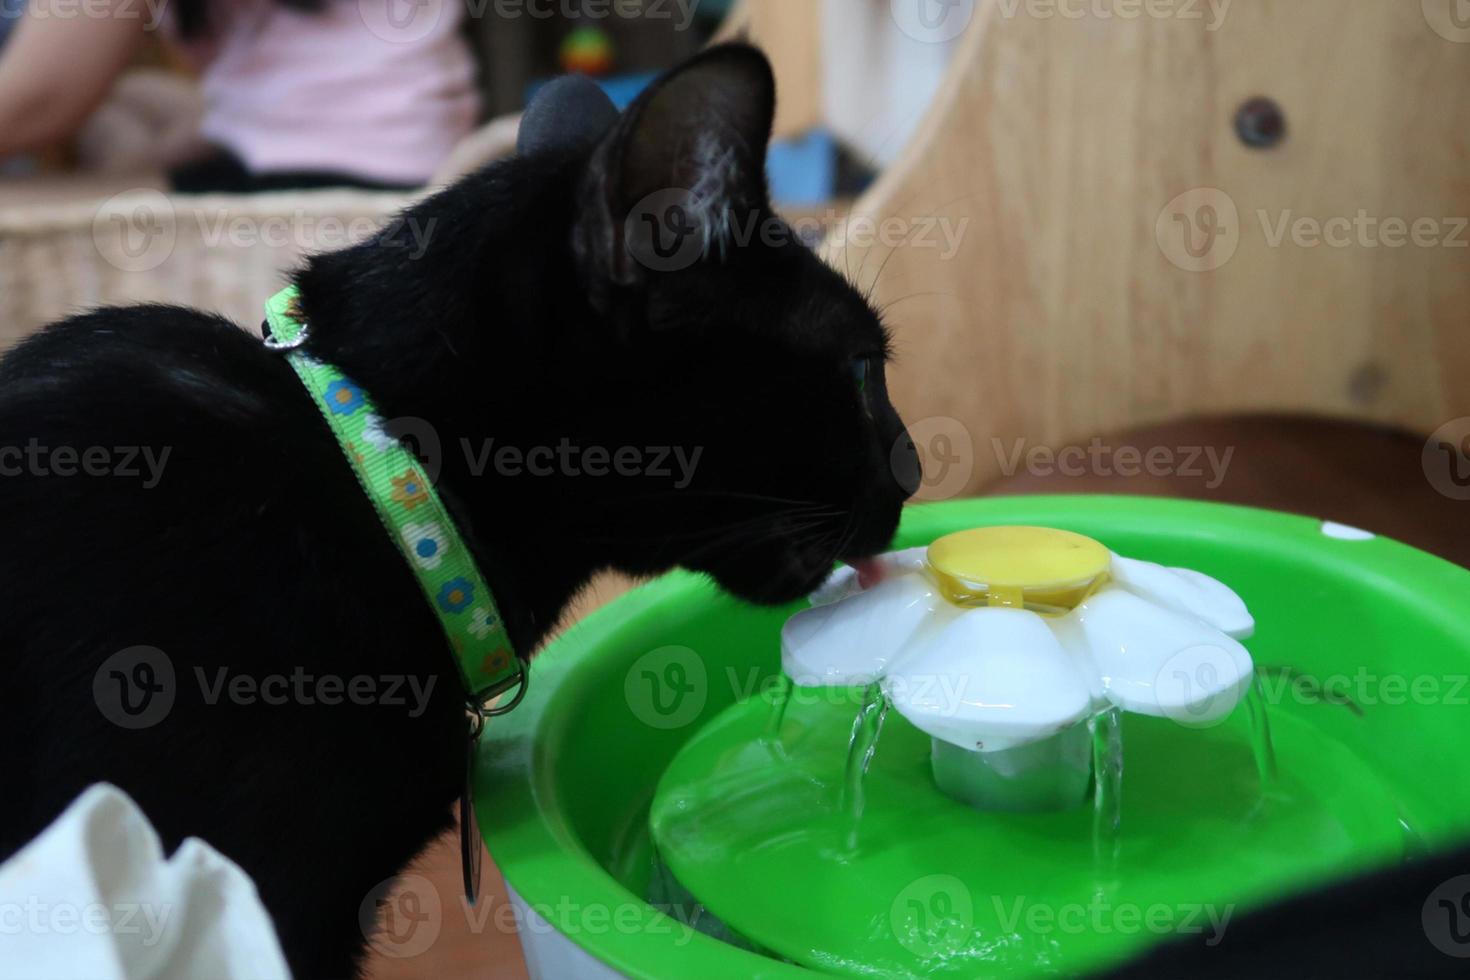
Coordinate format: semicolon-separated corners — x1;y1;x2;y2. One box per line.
465;659;529;740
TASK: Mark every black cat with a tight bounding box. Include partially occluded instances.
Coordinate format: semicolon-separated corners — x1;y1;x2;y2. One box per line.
0;46;917;977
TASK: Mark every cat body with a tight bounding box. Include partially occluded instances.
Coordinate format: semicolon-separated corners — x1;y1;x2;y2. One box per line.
0;47;916;976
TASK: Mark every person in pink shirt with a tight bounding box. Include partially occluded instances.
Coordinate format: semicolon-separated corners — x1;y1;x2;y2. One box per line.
0;0;481;191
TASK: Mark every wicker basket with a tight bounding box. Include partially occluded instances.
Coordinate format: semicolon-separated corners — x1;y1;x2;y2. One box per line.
1;187;413;350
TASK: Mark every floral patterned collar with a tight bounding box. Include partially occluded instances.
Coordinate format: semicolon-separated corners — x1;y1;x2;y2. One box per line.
262;286;525;716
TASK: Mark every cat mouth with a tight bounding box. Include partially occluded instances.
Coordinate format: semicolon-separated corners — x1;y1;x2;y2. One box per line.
684;496;904;606
693;537;883;606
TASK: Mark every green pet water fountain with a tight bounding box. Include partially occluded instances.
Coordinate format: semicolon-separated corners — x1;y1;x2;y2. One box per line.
476;497;1470;978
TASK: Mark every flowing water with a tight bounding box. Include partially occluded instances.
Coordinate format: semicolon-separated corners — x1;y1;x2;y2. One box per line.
1089;707;1124;880
839;683;890;849
1245;678;1279;789
651;680;1416;978
763;673;794;742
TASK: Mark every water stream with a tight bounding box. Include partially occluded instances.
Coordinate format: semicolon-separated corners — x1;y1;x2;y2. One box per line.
1089;706;1125;880
655;667;1414;977
763;673;794;742
1245;678;1279;789
801;674;1282;876
839;683;890;849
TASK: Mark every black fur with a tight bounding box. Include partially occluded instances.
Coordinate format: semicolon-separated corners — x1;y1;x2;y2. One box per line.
1103;841;1470;978
0;46;915;977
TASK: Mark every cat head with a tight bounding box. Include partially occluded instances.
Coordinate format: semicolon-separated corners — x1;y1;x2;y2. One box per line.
539;45;920;603
310;45;919;608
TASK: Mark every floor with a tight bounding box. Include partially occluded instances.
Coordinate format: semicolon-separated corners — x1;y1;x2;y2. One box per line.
362;414;1468;980
363;829;529;980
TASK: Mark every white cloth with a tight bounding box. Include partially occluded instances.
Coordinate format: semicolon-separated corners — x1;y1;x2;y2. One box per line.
0;785;289;980
821;0;959;167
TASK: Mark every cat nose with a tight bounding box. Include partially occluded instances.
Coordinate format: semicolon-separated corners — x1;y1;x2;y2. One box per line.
890;429;922;499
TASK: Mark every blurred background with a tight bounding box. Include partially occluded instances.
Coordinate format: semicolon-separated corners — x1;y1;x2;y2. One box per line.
0;0;963;342
2;1;1468;977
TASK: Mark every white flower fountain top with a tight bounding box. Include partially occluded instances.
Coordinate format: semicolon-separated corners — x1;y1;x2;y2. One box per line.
781;527;1256;754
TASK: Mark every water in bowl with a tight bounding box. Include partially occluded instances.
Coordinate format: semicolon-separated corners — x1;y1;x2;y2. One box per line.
649;678;1417;977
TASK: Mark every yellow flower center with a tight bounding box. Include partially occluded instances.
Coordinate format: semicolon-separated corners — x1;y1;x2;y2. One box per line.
926;526;1111;614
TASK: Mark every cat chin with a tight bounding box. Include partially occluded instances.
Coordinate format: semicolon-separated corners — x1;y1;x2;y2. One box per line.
695;558;836;607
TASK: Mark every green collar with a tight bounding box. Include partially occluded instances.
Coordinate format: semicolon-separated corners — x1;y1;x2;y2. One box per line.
263;286;524;716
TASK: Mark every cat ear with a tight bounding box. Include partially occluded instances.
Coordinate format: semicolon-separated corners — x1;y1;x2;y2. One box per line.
518;74;620;160
576;44;776;299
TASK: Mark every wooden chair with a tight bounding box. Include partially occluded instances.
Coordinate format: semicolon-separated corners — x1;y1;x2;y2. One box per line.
790;0;1470;563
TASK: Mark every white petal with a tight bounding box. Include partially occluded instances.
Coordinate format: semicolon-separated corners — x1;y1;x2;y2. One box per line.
781;572;941;687
808;546;930;607
883;608;1094;753
1111;555;1255;639
1072;588;1254;725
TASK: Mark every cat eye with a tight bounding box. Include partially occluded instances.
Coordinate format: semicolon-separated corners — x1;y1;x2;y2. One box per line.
851;356;870;394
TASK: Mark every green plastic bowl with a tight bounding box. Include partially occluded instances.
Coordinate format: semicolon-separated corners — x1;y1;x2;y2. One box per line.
475;497;1470;979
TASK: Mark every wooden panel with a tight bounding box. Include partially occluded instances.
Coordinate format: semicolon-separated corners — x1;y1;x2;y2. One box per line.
830;0;1470;497
717;0;823;139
